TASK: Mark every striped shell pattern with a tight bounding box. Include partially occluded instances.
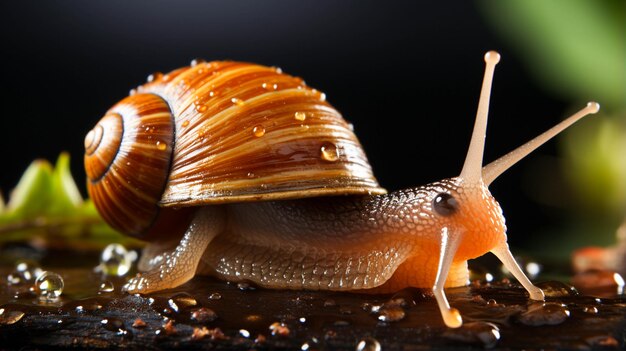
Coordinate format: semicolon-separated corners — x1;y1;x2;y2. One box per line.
85;60;386;238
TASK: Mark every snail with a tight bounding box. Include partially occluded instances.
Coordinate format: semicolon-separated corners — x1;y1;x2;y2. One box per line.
84;51;599;328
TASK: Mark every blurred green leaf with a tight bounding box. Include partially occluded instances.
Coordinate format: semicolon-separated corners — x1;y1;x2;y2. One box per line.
49;152;84;214
479;0;625;111
563;116;626;214
0;154;143;250
479;0;625;255
3;159;54;221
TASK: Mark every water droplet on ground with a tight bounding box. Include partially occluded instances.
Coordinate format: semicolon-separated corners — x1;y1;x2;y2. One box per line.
101;317;127;335
96;244;134;277
356;337;381;351
98;281;114;293
237;282;256;291
323;299;336;307
583;306;599;314
300;337;320;351
536;281;579;297
34;271;64;301
209;292;222;300
0;310;25;325
7;260;42;286
442;321;501;348
377;305;406;322
518;302;570;326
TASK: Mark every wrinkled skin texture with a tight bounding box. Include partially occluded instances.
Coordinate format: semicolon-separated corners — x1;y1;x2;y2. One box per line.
129;177;507;293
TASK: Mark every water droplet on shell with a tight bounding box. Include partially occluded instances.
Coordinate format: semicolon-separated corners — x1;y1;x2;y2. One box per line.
294;111;306;121
231;97;245;106
320;143;339;162
182;120;190;127
195;104;207;113
190;58;206;67
156;141;167;151
147;72;163;83
253;126;266;137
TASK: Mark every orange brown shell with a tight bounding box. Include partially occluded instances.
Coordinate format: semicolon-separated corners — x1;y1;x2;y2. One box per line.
85;60;386;238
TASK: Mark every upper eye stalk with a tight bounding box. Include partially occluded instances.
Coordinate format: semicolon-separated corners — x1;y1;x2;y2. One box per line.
433;193;459;216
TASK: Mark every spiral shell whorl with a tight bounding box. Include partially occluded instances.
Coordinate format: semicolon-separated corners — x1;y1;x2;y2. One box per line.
85;94;175;237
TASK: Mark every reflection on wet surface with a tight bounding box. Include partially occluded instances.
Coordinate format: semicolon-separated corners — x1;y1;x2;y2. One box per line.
0;250;625;350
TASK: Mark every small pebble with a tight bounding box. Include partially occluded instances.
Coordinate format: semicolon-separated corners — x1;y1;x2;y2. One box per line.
163;320;177;335
190;307;218;323
132;318;147;328
269;322;290;337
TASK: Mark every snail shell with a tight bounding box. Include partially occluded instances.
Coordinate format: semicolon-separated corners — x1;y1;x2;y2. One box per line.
85;61;386;238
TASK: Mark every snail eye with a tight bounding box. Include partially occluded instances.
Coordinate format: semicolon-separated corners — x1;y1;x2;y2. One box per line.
433;193;459;216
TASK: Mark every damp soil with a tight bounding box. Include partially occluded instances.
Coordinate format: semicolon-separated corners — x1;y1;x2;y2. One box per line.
0;250;625;350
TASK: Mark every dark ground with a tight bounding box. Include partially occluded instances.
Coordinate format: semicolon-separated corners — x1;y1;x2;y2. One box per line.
1;253;625;350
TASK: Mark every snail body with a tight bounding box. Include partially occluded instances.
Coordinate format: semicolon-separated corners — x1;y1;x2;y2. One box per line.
85;52;599;328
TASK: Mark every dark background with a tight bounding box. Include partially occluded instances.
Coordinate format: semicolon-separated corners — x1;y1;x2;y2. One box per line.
0;1;579;249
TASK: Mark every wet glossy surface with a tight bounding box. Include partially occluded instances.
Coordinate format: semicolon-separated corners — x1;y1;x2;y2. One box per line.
0;252;625;350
